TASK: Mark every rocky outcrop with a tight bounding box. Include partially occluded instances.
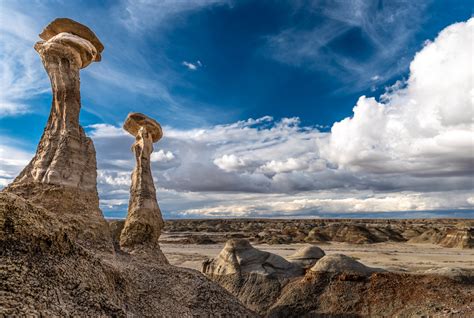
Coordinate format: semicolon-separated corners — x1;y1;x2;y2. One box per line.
0;18;256;317
287;245;325;269
407;222;473;249
201;240;473;317
201;239;302;314
408;228;445;244
3;18;110;251
438;224;473;249
267;270;473;317
119;113;166;260
0;192;255;317
202;239;302;277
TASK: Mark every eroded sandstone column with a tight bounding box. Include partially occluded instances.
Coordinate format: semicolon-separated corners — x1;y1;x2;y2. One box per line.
12;18;102;189
4;18;111;251
120;113;167;261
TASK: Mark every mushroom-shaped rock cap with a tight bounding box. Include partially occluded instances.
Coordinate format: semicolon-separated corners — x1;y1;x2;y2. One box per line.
124;112;163;143
39;18;104;60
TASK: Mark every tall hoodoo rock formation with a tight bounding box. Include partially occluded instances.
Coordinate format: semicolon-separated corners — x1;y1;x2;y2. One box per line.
0;18;257;317
3;18;111;251
120;113;166;259
12;18;102;190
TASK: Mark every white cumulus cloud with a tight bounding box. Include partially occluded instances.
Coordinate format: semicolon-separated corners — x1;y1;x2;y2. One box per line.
1;18;472;218
325;18;474;178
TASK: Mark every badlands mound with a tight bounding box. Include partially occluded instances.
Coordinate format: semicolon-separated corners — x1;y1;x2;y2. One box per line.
287;245;325;269
164;218;473;248
202;239;474;317
202;239;302;314
309;254;383;275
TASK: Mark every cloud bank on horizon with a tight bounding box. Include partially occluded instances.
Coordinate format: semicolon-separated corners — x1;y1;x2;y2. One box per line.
94;18;474;217
0;1;472;218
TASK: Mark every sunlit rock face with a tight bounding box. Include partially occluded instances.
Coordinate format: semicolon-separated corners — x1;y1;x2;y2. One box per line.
3;18;111;251
119;113;167;261
203;238;302;277
201;239;302;315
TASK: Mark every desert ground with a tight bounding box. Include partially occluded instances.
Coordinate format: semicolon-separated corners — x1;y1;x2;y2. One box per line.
161;239;474;273
159;218;473;272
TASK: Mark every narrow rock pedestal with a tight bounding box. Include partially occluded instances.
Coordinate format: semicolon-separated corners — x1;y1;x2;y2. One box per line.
120;113;167;262
4;18;111;252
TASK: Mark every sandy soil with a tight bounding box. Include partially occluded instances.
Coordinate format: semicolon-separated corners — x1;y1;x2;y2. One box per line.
160;235;474;273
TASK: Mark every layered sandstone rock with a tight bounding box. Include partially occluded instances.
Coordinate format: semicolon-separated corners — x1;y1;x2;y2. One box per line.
438;223;473;249
119;113;166;261
10;18;102;189
3;18;111;251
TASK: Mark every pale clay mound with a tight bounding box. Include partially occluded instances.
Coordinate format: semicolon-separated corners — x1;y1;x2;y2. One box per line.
309;254;383;274
287;245;325;269
201;239;303;315
200;239;474;317
0;18;254;317
202;238;302;278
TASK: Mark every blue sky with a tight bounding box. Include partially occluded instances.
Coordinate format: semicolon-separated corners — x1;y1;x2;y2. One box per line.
1;0;473;218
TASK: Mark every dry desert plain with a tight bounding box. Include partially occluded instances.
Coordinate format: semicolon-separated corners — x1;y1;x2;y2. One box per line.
159;218;473;273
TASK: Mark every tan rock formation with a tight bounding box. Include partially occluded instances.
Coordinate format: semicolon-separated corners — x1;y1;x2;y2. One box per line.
0;192;256;317
309;254;382;275
268;268;473;317
119;113;166;259
201;239;302;314
202;239;302;277
287;245;325;269
3;18;111;251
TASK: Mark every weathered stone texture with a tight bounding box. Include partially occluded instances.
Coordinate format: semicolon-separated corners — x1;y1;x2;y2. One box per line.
4;18;110;251
119;113;165;260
